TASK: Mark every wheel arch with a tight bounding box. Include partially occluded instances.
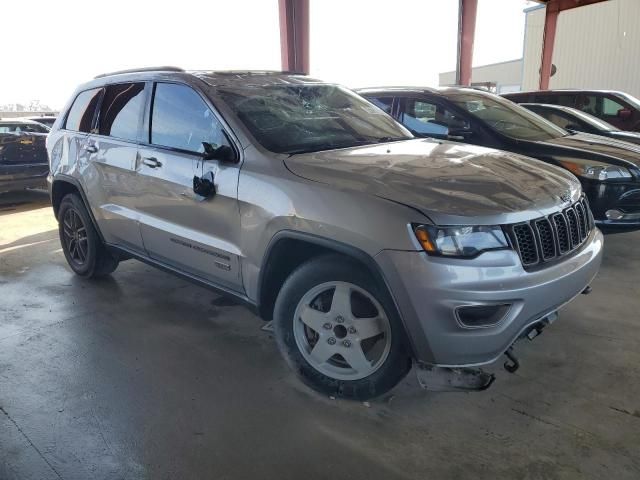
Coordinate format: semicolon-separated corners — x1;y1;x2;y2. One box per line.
257;230;415;356
51;175;105;243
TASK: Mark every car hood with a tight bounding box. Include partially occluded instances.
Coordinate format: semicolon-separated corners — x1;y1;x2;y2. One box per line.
540;132;640;166
284;139;581;225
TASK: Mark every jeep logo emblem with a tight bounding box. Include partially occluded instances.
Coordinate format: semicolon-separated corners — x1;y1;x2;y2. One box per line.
559;191;572;203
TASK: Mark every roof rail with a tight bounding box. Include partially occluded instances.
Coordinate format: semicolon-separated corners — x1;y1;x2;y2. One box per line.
94;66;184;79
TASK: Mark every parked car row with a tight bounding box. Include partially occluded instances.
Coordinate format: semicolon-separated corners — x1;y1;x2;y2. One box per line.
45;68;606;399
359;87;640;225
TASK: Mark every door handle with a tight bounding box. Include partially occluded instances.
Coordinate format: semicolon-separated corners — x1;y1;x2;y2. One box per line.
142;157;162;168
84;144;98;154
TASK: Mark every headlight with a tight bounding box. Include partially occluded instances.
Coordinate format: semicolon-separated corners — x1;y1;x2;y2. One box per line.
413;224;509;258
557;158;632;181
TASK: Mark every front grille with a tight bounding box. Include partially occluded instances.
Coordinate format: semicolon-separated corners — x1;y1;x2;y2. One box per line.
509;197;593;269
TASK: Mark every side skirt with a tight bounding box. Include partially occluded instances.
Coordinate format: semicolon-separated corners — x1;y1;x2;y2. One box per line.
108;244;259;315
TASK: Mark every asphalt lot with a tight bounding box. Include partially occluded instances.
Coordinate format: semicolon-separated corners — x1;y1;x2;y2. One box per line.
1;189;639;480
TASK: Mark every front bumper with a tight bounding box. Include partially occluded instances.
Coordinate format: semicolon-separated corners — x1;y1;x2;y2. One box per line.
376;228;603;366
583;179;640;226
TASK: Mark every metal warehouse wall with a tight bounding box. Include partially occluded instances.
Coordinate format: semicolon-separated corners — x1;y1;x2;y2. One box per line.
522;0;640;98
439;59;523;92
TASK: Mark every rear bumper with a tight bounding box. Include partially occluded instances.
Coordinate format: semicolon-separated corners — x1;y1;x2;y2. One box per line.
0;175;48;193
376;228;603;366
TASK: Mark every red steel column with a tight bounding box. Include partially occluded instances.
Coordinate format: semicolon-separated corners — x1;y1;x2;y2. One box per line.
539;1;560;90
456;0;478;86
278;0;310;74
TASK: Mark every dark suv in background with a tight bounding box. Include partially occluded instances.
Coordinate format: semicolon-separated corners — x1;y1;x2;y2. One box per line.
359;87;640;226
503;90;640;132
0;119;49;193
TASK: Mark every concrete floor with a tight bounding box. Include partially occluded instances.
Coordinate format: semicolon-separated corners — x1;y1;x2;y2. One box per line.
1;190;639;480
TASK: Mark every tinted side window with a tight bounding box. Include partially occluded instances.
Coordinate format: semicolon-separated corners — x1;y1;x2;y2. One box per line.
603;97;626;116
368;97;394;114
575;94;601;116
400;99;467;136
151;83;228;154
65;88;102;133
98;83;145;141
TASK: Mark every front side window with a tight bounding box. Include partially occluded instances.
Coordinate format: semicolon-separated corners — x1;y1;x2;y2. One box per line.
65;88;102;133
98;83;145;141
446;92;567;141
151;83;228;154
400;99;466;136
218;84;412;154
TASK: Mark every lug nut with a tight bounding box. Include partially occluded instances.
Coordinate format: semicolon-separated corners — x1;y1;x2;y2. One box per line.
327;337;336;345
323;322;332;330
342;340;351;347
335;316;344;323
348;326;356;334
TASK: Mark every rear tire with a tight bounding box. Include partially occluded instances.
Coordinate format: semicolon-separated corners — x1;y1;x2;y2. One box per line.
58;193;118;278
273;254;412;400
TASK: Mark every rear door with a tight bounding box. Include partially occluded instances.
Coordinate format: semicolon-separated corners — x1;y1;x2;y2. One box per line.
84;82;148;253
135;82;243;291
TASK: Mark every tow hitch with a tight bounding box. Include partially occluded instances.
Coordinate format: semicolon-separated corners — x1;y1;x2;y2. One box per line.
416;364;495;392
502;311;559;373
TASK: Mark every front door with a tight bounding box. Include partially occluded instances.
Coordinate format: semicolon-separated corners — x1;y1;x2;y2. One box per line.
135;82;243;292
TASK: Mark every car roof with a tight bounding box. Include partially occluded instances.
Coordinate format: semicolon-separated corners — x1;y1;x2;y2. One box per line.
0;118;46;125
356;86;489;96
81;67;326;90
505;89;626;96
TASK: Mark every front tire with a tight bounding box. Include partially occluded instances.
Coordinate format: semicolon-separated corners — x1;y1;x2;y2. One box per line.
273;255;412;400
58;193;118;278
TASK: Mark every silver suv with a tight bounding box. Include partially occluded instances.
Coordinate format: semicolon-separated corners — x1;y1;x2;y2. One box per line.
47;68;603;400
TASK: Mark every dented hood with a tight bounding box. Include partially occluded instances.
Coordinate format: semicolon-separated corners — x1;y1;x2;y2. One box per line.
284;139;581;225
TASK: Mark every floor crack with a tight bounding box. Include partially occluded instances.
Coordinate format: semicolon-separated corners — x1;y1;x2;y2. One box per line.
0;406;64;480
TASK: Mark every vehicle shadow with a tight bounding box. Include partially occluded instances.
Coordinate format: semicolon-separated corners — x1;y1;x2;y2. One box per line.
0;189;51;216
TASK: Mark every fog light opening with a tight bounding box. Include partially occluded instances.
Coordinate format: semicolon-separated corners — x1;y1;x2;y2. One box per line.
456;304;511;328
605;209;624;220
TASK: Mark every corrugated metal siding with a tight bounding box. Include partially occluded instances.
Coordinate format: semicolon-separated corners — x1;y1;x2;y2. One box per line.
522;7;545;90
523;0;640;97
439;59;523;88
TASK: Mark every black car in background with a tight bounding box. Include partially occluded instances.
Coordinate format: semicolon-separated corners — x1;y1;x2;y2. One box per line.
0;119;49;193
358;87;640;226
503;90;640;132
521;103;640;146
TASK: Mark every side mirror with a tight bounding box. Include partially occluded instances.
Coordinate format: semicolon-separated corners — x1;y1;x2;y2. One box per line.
565;124;581;132
202;142;238;163
618;108;632;120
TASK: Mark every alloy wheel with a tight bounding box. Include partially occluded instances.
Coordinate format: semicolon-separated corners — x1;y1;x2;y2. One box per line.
62;208;88;266
293;281;392;381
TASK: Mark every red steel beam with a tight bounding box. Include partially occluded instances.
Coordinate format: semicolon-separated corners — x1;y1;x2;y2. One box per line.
456;0;478;86
538;0;607;89
539;2;559;89
278;0;310;74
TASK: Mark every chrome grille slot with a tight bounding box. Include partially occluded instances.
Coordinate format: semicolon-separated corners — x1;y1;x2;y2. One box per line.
535;218;556;260
512;223;538;265
509;197;593;269
552;213;570;254
575;202;587;240
565;208;580;248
